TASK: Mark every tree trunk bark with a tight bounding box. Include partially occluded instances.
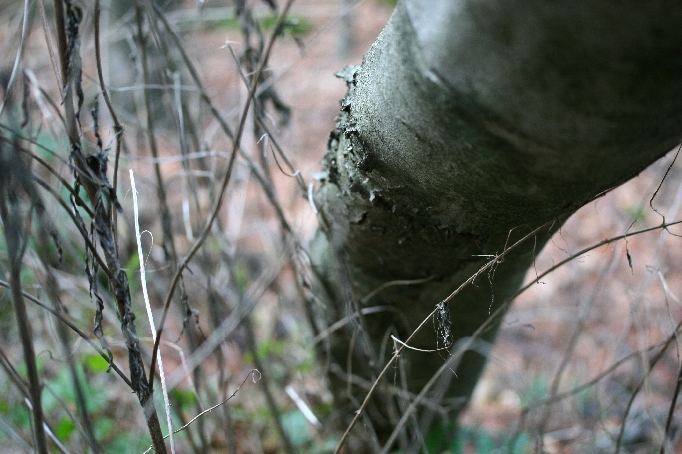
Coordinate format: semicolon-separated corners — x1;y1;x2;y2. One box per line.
313;0;682;443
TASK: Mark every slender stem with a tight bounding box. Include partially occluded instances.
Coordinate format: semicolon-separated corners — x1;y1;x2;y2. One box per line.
661;357;682;453
0;349;68;453
134;4;176;262
148;0;296;390
0;279;133;388
243;318;296;454
0;186;49;454
94;0;124;225
52;0;78;145
38;245;102;453
53;2;167;451
6;136;94;218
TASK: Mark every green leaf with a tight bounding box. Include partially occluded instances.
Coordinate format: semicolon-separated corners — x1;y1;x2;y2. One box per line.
295;357;314;374
16;357;45;377
256;339;285;360
216;15;314;38
425;420;456;452
233;262;251;292
260;15;313;38
94;418;112;439
84;354;110;373
170;388;197;411
125;252;140;275
55;418;76;442
8;404;30;428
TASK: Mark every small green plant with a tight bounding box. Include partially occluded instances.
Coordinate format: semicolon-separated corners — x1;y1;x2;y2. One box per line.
215;14;313;38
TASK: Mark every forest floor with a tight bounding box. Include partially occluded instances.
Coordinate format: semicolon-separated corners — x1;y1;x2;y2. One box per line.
0;0;680;453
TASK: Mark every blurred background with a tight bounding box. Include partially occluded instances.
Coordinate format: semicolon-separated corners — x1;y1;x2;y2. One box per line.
0;0;680;452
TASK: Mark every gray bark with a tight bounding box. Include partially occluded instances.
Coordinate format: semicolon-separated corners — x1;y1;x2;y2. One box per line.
313;0;682;443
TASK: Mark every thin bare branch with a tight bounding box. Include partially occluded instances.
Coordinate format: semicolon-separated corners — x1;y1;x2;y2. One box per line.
148;0;296;390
